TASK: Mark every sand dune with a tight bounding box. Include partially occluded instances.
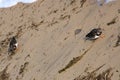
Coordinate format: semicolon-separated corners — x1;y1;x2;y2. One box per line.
0;0;120;80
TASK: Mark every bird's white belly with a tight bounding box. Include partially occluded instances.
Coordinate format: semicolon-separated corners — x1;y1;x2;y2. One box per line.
15;43;18;47
94;35;99;39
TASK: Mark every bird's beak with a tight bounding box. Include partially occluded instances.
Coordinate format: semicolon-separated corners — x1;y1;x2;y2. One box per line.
100;34;105;38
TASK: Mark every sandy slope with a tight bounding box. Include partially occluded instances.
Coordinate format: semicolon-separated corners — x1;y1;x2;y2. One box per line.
0;0;120;80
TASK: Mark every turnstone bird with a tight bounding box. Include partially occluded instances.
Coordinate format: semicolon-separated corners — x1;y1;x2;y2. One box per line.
8;36;18;54
85;28;102;40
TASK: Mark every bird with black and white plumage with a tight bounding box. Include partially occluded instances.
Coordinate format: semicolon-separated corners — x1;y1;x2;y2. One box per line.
85;28;102;40
8;36;18;55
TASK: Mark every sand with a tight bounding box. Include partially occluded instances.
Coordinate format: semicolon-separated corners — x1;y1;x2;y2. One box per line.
0;0;120;80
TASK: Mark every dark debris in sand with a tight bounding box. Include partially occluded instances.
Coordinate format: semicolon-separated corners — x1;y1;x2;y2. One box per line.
74;67;113;80
80;0;87;8
107;17;118;26
114;34;120;47
0;66;10;80
19;62;29;75
58;47;92;73
75;29;82;35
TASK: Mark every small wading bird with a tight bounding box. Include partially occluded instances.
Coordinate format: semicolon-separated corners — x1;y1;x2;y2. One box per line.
85;28;102;40
8;36;18;55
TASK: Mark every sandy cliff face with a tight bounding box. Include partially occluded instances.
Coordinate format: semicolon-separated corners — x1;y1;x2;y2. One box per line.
0;0;120;80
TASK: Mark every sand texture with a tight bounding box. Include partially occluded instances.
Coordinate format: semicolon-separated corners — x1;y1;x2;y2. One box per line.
0;0;120;80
